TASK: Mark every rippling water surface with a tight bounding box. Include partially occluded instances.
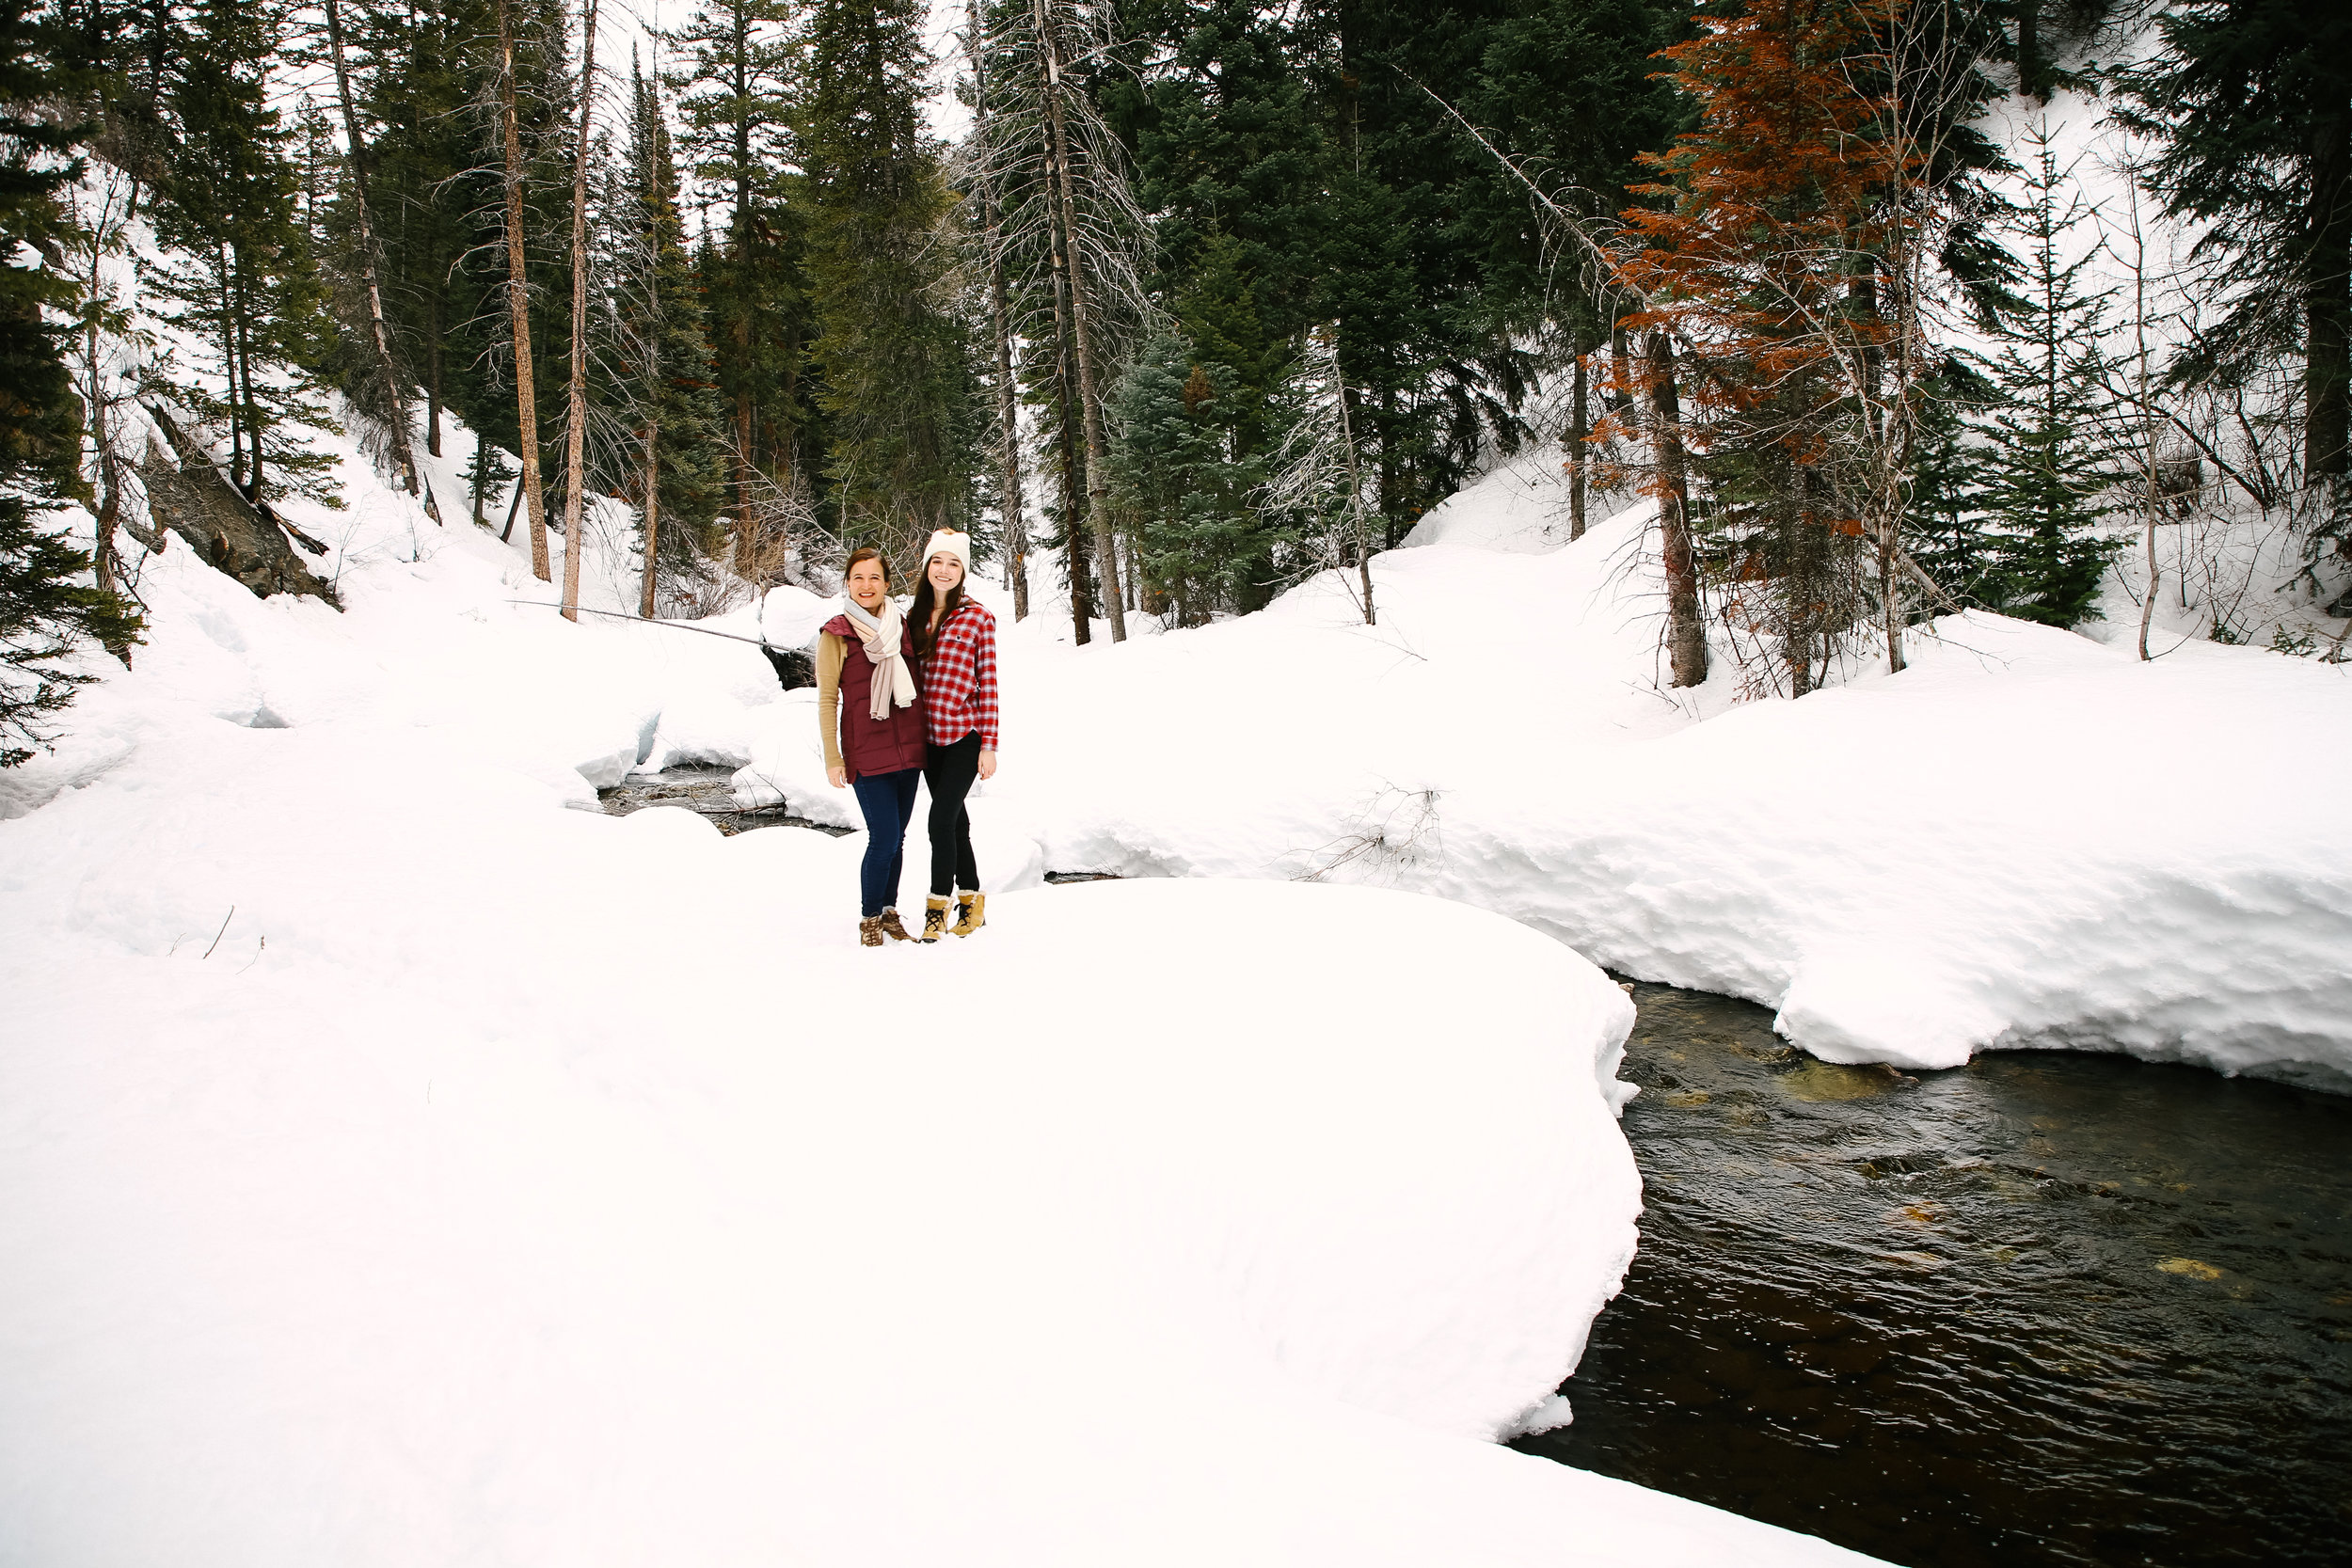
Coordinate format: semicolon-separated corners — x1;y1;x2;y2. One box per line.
1514;982;2352;1568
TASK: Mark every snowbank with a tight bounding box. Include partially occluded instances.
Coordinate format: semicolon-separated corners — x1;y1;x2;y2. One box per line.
0;688;1871;1566
1;391;1886;1561
989;464;2352;1090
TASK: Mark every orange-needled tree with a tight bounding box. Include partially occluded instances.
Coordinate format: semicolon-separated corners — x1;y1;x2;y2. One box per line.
1612;0;1963;693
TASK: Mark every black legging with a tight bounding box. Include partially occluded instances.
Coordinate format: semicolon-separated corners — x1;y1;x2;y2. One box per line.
925;731;982;897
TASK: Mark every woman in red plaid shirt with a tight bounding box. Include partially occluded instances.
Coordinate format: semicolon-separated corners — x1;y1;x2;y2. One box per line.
907;529;998;942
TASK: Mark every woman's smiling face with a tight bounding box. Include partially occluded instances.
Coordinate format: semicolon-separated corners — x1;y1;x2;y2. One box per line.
927;553;964;594
847;556;888;610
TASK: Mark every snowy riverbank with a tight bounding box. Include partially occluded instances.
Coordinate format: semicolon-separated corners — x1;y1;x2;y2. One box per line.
728;456;2352;1092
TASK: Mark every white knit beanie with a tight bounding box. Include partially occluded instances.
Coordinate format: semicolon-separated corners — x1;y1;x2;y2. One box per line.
921;528;972;578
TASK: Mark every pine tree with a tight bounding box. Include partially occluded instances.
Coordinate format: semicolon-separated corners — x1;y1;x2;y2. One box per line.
323;0;433;514
662;0;821;578
963;8;1031;618
1967;127;2121;626
801;0;970;567
967;0;1145;640
354;0;501;464
1;0;140;765
1904;363;2000;607
149;0;340;506
1612;0;1966;691
2118;0;2352;488
1108;330;1263;624
622;55;726;611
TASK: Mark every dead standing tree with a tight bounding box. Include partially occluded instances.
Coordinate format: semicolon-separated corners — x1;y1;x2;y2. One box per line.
558;0;601;623
1263;325;1380;626
967;0;1156;643
1032;0;1123;641
962;14;1030;621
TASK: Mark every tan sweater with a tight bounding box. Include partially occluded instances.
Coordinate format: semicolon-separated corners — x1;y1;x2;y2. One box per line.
814;631;849;771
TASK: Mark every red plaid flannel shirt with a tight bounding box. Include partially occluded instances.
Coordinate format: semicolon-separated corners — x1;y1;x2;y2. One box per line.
919;598;999;750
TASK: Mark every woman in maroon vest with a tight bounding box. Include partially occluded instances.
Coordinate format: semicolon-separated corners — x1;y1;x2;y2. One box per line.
818;546;929;945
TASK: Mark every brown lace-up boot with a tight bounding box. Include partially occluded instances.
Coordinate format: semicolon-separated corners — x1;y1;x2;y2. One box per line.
950;892;987;938
877;908;913;942
917;896;952;943
857;915;885;947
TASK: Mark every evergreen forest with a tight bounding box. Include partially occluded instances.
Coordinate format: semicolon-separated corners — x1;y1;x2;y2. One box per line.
6;0;2350;752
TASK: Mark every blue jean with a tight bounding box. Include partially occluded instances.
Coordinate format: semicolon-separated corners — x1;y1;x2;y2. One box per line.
850;768;922;918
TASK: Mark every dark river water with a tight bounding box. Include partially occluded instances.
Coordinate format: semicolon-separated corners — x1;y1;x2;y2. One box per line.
1515;981;2352;1568
599;783;2352;1567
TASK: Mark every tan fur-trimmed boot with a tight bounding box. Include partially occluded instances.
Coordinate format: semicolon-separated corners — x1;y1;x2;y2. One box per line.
950;892;987;938
917;896;952;943
877;908;913;942
857;915;885;947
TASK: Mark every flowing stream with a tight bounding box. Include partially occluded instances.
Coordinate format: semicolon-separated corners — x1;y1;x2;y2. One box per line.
1515;981;2352;1568
600;781;2352;1566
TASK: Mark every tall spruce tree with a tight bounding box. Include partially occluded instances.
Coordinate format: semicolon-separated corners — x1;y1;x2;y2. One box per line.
801;0;969;564
1968;128;2121;627
1905;365;2002;608
355;0;500;463
150;0;339;504
1108;328;1263;623
662;0;818;572
623;55;726;610
2119;0;2352;490
1;0;140;764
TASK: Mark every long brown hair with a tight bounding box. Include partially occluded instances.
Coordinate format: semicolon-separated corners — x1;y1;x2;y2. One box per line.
907;557;966;657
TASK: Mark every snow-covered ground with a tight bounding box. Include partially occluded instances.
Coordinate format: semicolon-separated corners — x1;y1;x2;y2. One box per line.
726;458;2352;1092
7;125;2349;1559
1;410;1899;1564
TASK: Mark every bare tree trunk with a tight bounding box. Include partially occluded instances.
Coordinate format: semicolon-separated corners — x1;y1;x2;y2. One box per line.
968;21;1029;621
426;293;443;457
559;0;599;624
1788;462;1819;697
326;0;437;521
2305;105;2349;481
232;261;263;498
639;424;660;618
1046;233;1091;643
2125;182;2160;660
496;0;551;581
219;257;244;491
86;303;131;658
1568;328;1588;540
1332;359;1375;626
734;397;757;579
1647;330;1707;688
1035;0;1125;641
1879;530;1905;674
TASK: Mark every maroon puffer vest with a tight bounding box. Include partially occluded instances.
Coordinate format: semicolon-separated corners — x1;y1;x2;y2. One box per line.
824;614;928;780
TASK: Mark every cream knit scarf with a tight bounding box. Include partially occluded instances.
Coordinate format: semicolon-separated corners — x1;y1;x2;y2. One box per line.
841;594;918;721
